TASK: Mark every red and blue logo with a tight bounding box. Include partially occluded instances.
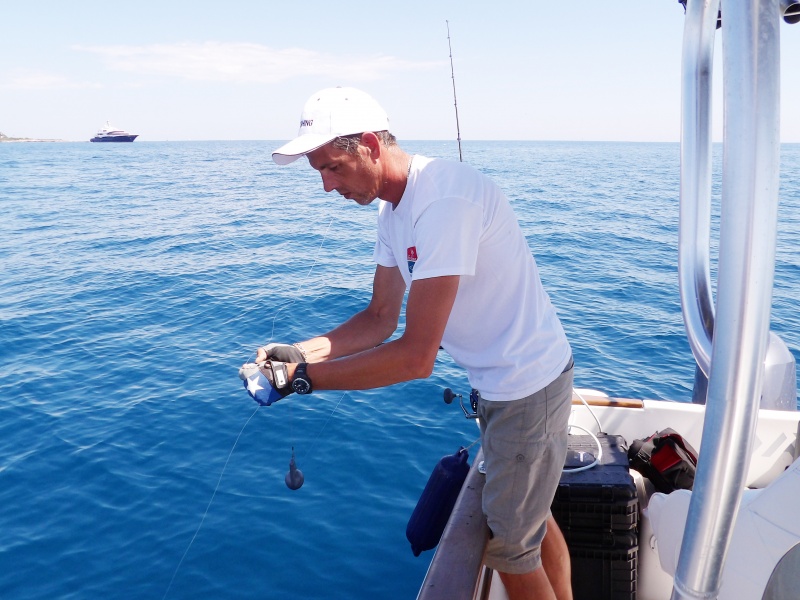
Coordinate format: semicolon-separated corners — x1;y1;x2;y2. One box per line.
407;246;417;274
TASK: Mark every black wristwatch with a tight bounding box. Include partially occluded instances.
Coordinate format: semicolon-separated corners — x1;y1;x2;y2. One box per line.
291;363;313;395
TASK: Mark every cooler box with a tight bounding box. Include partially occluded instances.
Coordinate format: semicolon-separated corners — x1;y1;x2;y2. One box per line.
552;433;639;600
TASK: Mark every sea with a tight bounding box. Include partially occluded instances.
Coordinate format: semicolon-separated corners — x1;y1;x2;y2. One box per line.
1;140;799;599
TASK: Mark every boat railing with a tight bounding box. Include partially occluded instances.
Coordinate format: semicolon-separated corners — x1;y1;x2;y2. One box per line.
674;0;796;598
678;0;717;381
679;0;797;410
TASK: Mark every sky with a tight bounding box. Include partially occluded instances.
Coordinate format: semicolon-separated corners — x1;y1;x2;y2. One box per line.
2;1;799;143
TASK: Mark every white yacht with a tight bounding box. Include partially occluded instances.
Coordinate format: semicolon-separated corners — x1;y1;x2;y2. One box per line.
90;121;138;143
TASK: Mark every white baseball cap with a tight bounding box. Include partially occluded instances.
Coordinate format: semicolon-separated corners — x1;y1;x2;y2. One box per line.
272;87;390;165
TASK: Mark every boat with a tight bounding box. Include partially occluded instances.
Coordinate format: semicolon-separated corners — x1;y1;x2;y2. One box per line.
418;1;800;599
90;121;138;143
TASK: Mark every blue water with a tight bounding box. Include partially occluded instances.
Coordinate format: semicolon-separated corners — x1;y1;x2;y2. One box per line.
1;140;798;599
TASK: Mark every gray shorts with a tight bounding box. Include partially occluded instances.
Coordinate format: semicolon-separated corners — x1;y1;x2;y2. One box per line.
476;361;574;574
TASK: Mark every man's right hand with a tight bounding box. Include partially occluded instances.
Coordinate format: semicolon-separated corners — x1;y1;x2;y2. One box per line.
257;342;306;363
238;360;293;406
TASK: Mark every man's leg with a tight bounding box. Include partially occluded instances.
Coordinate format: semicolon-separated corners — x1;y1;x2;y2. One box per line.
498;566;556;600
541;516;572;599
497;517;571;600
478;364;574;600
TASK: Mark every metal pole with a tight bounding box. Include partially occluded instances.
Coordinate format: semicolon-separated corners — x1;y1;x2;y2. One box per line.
679;0;719;379
672;0;782;597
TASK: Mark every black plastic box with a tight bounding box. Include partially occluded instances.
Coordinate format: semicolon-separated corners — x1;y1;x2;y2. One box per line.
570;545;638;600
552;433;639;600
552;433;639;532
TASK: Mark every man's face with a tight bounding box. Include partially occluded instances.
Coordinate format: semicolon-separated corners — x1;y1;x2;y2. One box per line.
306;141;381;206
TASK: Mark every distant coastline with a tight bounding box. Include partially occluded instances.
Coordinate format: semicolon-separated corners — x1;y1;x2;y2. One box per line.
0;132;67;143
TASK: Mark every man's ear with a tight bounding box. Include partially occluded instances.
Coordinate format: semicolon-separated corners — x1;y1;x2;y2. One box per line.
360;132;382;159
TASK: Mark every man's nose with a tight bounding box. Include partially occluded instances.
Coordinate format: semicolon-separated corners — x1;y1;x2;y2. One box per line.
320;172;336;193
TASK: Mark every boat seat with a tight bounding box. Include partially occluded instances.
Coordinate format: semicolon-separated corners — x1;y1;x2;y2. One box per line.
647;456;800;599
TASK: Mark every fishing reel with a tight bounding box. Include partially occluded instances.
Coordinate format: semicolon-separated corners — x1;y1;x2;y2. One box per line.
443;387;479;419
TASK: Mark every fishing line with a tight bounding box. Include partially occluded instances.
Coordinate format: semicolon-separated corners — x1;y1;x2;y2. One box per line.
239;212;351;491
263;215;336;345
165;204;342;595
162;404;260;600
299;391;348;461
258;214;345;449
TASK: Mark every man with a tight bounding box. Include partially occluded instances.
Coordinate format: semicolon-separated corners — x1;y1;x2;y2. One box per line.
256;86;574;599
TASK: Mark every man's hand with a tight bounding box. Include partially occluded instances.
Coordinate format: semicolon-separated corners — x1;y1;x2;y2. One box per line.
239;361;294;406
257;342;306;364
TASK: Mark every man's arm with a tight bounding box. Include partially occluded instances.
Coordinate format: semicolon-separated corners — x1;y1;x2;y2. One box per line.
288;273;460;391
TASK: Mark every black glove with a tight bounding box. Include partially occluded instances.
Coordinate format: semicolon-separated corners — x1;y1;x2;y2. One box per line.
239;360;293;406
259;342;305;363
260;360;294;399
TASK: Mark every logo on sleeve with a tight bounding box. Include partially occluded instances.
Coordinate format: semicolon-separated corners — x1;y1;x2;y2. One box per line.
407;246;417;274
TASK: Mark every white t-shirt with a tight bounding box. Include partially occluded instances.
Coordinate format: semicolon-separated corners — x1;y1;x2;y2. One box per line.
372;155;571;401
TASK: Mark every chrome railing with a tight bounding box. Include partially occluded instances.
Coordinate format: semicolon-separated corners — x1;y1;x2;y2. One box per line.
679;0;797;411
679;0;718;381
674;0;790;598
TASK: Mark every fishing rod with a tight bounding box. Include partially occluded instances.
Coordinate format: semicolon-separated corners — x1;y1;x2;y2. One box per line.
446;20;463;162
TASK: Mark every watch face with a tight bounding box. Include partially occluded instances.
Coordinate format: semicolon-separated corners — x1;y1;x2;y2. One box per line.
292;378;311;394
